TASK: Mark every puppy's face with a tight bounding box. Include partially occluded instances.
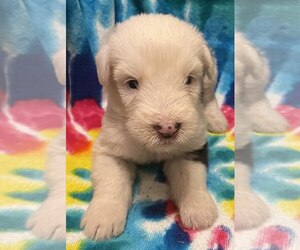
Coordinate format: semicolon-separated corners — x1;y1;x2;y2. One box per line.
114;47;205;152
97;15;216;153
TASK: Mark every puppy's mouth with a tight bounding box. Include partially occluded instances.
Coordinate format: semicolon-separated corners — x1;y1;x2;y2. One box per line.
156;131;179;144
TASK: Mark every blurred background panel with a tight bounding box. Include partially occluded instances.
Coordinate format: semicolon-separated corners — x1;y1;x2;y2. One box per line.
0;0;65;249
235;0;300;249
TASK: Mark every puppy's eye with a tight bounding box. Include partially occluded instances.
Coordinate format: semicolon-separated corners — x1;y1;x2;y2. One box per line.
127;79;139;89
185;76;193;85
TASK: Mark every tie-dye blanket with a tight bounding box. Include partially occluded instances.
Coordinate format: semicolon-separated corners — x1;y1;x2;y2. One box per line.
0;100;65;250
236;113;300;250
0;0;65;249
67;0;234;249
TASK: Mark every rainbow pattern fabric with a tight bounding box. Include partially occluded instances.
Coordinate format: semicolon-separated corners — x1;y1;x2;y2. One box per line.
0;99;65;250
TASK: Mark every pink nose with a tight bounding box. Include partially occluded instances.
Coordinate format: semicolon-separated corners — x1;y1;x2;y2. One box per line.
154;122;181;138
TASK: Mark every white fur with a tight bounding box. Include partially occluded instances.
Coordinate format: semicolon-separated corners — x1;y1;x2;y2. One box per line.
82;14;226;240
81;154;135;240
164;159;217;229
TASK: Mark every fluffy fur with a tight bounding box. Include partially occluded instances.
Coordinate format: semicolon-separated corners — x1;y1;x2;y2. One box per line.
81;14;227;240
235;32;289;230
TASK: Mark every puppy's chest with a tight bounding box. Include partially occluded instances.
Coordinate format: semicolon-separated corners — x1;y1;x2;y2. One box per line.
117;141;207;166
98;133;174;164
113;140;170;164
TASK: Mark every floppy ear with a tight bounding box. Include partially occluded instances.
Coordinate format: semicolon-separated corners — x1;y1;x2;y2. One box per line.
201;43;228;133
95;44;111;87
201;44;218;105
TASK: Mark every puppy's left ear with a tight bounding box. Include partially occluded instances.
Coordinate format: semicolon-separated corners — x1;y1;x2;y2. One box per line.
95;44;111;87
201;44;218;105
201;44;228;133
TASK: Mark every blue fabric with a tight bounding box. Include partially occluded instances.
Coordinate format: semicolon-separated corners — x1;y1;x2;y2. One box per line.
0;0;64;106
236;0;300;107
68;0;234;108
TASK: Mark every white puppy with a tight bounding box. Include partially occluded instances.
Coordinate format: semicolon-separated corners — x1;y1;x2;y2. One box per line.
81;14;228;240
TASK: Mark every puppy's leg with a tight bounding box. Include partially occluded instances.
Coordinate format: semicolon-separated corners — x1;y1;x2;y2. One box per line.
164;158;217;229
81;153;135;240
204;98;228;133
247;98;289;133
235;162;269;230
26;130;66;240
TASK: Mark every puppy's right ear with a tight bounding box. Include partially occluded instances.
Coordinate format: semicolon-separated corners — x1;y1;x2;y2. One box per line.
96;44;110;87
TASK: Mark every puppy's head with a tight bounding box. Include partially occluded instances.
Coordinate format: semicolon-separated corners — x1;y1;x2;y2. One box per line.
97;14;217;153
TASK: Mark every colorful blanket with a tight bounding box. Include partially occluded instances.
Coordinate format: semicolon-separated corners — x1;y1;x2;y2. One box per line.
0;100;65;250
67;0;234;249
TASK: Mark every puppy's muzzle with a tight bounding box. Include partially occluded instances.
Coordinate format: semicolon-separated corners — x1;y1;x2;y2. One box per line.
154;122;181;139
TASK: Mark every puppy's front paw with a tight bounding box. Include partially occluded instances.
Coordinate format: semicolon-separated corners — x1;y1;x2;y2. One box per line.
235;190;270;231
26;197;66;240
179;191;217;230
207;111;228;133
81;200;128;240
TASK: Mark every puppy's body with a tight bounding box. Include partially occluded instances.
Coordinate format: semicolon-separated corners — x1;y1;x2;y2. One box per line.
81;14;227;240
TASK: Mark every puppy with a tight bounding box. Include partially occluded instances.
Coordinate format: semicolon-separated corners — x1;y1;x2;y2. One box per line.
81;14;228;240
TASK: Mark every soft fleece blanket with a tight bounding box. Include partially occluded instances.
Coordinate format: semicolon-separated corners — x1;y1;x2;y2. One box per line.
0;0;65;249
67;1;234;250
